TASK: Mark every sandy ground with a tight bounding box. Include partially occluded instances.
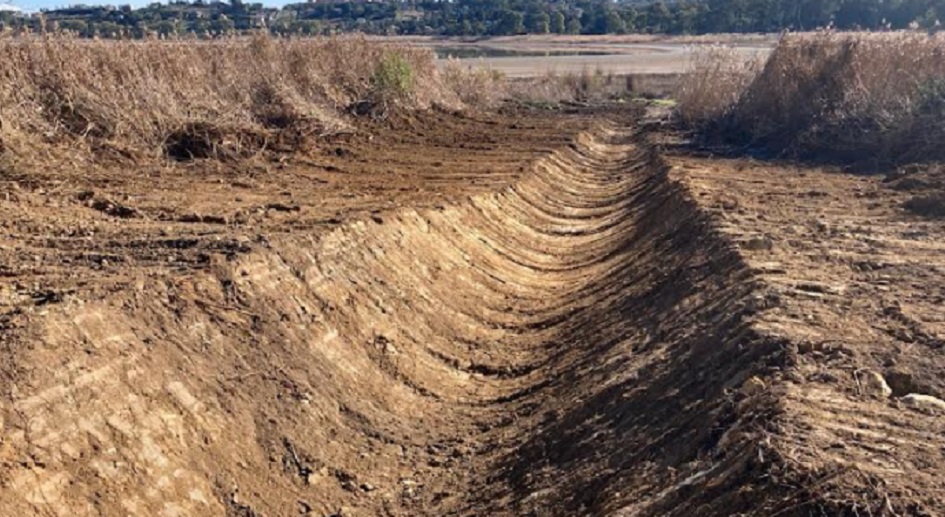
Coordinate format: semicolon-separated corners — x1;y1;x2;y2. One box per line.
1;104;944;516
395;35;775;77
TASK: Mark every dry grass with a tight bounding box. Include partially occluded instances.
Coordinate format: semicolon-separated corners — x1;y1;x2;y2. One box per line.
440;58;508;108
677;32;945;165
0;34;452;161
675;45;764;127
507;68;633;105
441;61;646;108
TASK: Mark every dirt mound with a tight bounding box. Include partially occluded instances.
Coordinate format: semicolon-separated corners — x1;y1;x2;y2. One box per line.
1;107;944;515
885;165;945;219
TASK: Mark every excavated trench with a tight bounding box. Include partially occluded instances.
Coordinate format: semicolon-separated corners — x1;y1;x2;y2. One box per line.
0;126;791;516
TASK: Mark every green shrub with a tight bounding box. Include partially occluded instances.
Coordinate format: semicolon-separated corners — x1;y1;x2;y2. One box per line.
371;52;415;100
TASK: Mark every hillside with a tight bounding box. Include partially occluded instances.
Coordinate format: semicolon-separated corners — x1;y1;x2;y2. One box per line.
4;0;945;38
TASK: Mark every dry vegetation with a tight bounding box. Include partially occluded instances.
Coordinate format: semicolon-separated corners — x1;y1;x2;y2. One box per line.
677;32;945;166
507;69;631;104
442;60;652;109
0;34;667;166
440;58;509;108
0;34;451;161
675;45;764;127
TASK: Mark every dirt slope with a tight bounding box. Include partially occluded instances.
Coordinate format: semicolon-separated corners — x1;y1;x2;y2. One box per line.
673;154;945;514
1;107;944;516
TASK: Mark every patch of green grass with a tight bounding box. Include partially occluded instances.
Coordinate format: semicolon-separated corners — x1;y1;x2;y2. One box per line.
371;52;415;100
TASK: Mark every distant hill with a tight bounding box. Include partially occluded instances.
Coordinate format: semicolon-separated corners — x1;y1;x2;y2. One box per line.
1;0;942;37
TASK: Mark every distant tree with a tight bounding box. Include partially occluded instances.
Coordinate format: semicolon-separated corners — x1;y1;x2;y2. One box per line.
30;0;930;40
917;6;940;28
493;9;524;34
581;7;603;34
192;18;210;34
671;3;699;33
566;14;582;34
290;19;320;34
59;19;89;35
154;19;178;36
646;2;671;32
604;8;626;33
551;10;566;33
211;15;234;33
622;6;638;31
528;11;551;33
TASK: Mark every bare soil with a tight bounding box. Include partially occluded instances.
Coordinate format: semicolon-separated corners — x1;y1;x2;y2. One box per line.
1;104;944;516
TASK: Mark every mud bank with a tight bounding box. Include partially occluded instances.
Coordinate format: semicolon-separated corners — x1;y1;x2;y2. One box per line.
2;115;942;516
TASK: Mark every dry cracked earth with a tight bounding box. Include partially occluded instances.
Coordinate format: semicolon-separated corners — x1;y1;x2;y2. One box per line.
0;105;944;516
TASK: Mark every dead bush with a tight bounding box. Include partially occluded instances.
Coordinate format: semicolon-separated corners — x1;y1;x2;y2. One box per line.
0;34;453;161
507;68;630;105
675;45;763;127
163;122;268;161
441;58;508;108
679;32;945;165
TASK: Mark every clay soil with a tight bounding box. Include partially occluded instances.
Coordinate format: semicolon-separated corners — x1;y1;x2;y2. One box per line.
1;105;944;516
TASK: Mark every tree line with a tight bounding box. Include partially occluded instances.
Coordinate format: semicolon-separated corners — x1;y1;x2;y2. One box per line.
2;0;943;38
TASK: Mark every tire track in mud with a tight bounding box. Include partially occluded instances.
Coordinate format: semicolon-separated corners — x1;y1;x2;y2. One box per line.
0;125;789;516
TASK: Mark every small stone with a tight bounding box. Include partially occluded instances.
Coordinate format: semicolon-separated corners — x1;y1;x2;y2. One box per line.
360;483;375;492
858;370;892;398
901;393;945;412
740;376;766;397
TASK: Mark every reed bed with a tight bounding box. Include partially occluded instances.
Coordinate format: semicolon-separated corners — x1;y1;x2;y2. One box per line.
0;34;450;160
676;32;945;165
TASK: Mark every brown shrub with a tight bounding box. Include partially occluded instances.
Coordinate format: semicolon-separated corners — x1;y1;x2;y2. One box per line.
735;33;945;161
440;58;508;108
675;45;763;127
507;68;631;105
0;34;454;160
678;32;945;165
441;62;636;108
